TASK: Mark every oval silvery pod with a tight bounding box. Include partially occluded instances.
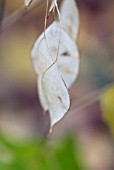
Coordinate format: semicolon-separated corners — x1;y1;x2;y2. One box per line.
31;0;80;130
31;22;70;127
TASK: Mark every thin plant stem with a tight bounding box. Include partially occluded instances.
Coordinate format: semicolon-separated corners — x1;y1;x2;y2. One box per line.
71;82;114;114
0;0;46;32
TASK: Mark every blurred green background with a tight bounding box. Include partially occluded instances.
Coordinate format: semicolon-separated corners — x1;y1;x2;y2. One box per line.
0;0;114;170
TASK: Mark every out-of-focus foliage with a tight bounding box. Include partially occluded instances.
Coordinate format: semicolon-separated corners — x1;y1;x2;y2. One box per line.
0;135;85;170
100;85;114;134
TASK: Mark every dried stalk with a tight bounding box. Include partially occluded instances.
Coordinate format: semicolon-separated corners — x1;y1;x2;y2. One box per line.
0;0;46;32
71;82;114;114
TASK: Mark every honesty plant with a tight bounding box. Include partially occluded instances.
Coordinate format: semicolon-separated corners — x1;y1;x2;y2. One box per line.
31;0;80;131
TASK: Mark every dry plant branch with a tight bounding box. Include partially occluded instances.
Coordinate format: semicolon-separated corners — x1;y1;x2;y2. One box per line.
71;82;114;114
0;0;46;32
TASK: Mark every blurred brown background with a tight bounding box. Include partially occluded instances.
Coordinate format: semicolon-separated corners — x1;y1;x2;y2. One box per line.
0;0;114;169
